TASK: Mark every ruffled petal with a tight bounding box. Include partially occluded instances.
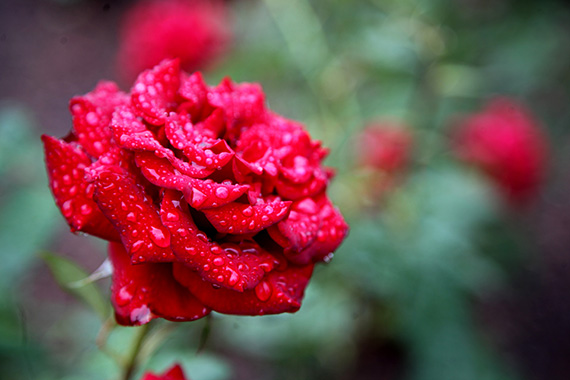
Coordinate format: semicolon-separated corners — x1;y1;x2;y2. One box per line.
160;190;277;291
135;152;248;209
92;170;175;263
270;194;349;265
131;59;181;125
69;81;129;158
109;242;210;326
202;199;291;235
173;261;314;315
41;135;119;241
208;78;266;142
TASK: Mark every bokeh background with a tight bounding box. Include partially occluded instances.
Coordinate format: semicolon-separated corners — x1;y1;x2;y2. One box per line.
2;0;570;379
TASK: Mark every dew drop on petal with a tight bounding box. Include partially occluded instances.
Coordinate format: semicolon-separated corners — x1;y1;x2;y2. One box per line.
242;206;253;217
127;212;137;222
149;226;170;248
227;268;240;286
80;204;92;215
116;285;134;306
255;281;272;302
131;240;144;252
215;187;229;199
165;212;179;221
213;257;224;266
62;199;73;217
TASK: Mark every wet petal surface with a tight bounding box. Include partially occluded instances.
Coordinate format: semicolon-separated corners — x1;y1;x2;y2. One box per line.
160;190;277;291
93;170;175;263
109;242;210;326
42;135;119;241
173;261;314;315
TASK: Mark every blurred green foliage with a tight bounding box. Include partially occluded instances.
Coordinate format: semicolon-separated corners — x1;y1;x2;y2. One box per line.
2;0;570;379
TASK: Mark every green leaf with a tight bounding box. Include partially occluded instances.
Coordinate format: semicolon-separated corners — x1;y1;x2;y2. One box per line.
40;252;110;321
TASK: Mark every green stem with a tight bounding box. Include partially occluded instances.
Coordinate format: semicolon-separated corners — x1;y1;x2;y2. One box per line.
122;323;151;380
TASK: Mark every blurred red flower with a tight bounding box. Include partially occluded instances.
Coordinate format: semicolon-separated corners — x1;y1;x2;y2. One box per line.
451;97;549;205
357;122;412;173
141;364;187;380
117;0;231;83
42;59;348;325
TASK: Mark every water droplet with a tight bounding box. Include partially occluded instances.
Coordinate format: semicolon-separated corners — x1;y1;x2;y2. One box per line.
215;187;229;199
261;215;269;222
213;257;224;266
127;212;137;222
62;199;73;217
68;186;78;196
203;264;211;272
131;240;144;252
242;206;253;217
80;204;92;215
62;174;72;185
177;228;188;237
149;227;170;247
255;281;272;302
121;202;128;210
211;246;222;254
227;268;240;286
259;262;272;272
116;284;134;306
165;212;179;221
86;111;99;126
248;220;256;230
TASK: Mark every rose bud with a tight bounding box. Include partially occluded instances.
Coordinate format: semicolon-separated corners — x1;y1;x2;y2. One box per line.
117;0;231;83
141;364;187;380
42;59;348;326
357;121;412;173
451;97;549;206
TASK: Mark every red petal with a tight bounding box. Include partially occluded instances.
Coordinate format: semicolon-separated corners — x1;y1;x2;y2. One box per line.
70;81;129;158
41;135;119;241
178;71;209;120
92;170;175;263
208;78;266;143
135;152;248;209
131;59;181;125
273;195;349;265
111;105;164;152
109;242;210;326
275;167;330;200
160;190;277;291
173;261;314;315
202;199;291;234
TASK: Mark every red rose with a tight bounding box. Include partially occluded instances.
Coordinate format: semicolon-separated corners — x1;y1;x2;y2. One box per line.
357;121;412;173
141;364;187;380
451;97;549;205
42;59;348;325
117;0;230;83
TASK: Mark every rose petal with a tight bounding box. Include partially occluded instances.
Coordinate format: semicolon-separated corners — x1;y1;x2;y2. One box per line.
111;105;165;152
178;71;209;120
141;364;187;380
208;78;266;143
41;135;119;241
271;194;349;265
135;152;248;209
173;261;314;315
92;169;175;263
70;81;128;158
109;242;210;326
160;190;277;291
202;199;291;235
275;167;331;200
131;59;181;125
